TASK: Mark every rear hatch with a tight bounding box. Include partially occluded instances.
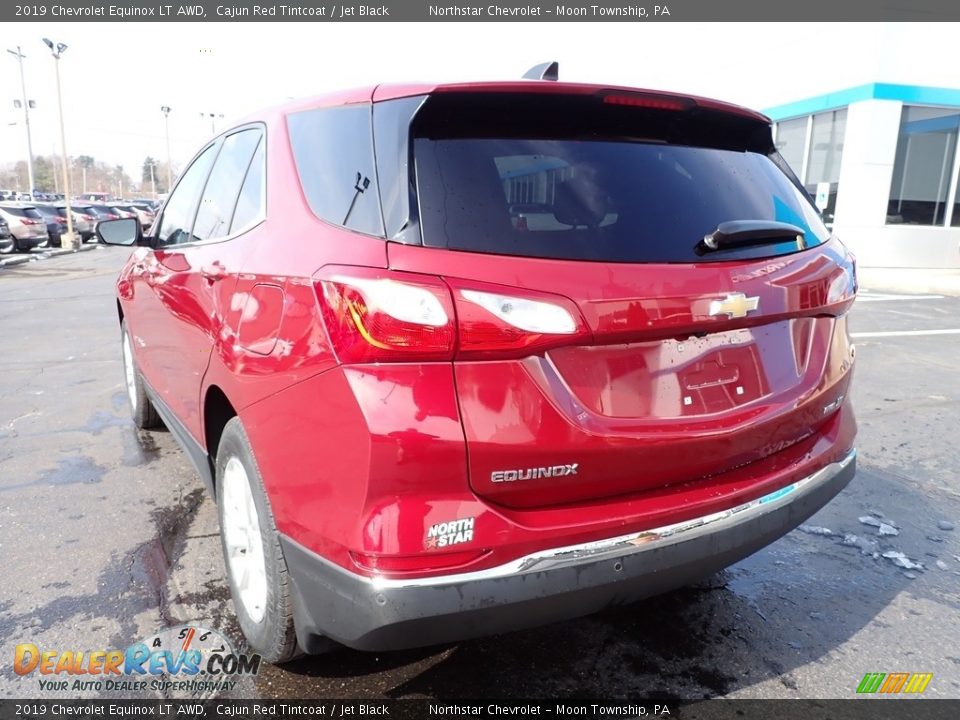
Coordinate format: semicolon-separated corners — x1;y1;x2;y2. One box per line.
386;89;857;509
3;206;48;238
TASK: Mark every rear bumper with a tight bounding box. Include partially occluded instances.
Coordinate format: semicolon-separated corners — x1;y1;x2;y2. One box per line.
14;235;45;250
283;449;856;652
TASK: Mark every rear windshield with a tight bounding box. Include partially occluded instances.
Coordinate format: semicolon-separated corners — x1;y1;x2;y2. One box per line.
2;207;43;219
414;138;829;263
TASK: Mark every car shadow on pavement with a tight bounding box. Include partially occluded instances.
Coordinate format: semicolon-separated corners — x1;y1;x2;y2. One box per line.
260;464;960;699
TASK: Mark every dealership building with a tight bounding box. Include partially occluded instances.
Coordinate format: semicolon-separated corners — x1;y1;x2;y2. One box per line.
765;83;960;269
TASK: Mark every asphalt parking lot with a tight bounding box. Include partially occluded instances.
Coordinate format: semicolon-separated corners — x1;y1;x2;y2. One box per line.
0;248;957;700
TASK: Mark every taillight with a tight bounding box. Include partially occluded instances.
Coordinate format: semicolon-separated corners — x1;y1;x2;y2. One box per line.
81;214;94;222
315;268;591;363
56;216;67;223
316;268;455;363
451;280;590;360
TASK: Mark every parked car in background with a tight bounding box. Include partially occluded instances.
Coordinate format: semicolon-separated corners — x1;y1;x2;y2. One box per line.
59;205;96;242
108;205;136;218
32;205;69;248
77;192;112;204
85;204;123;225
113;203;156;230
0;203;50;251
0;215;13;255
98;76;858;663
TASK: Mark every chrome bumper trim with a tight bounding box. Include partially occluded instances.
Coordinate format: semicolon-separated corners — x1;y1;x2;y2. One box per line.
369;449;857;590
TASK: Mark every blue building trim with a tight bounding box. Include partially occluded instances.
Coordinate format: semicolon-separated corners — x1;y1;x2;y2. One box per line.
765;83;960;121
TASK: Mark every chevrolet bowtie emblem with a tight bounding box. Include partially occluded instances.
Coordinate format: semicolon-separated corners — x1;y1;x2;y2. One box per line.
709;293;760;319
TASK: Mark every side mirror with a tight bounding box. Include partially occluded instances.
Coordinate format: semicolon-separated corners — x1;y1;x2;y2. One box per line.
97;218;141;246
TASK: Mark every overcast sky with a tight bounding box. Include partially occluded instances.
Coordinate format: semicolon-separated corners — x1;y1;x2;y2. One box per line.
1;21;956;188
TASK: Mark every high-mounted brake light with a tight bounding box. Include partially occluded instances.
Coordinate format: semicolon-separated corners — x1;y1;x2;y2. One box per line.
316;268;455;363
602;93;691;111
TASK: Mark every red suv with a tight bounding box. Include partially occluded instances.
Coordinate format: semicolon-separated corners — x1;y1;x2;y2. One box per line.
98;77;858;663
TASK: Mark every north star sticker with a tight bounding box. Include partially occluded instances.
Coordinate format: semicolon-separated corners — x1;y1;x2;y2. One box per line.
425;517;475;549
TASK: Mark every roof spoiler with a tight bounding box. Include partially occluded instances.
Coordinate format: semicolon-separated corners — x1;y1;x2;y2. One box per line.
522;61;559;81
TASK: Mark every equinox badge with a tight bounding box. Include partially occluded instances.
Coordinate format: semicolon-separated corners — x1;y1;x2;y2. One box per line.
709;292;760;319
491;464;579;483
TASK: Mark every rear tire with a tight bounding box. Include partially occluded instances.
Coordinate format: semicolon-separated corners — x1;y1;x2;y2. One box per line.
216;417;299;663
121;320;161;429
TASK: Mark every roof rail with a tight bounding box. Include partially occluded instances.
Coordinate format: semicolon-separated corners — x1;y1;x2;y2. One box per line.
522;61;559;81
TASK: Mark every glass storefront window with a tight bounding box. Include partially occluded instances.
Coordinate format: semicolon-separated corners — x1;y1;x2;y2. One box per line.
888;106;960;226
952;158;960;227
774;117;807;178
805;109;847;224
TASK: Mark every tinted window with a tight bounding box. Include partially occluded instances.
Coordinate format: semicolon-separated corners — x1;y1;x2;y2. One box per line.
373;96;425;239
156;144;217;247
287;105;383;236
229;138;265;234
193;128;263;242
414;138;829;263
2;207;43;219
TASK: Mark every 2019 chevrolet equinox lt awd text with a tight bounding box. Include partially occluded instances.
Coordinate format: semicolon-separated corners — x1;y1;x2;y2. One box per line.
98;75;858;662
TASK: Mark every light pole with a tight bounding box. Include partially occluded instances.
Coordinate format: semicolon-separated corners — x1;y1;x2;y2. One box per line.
7;47;35;198
201;112;224;135
43;38;77;250
160;105;172;192
148;161;157;199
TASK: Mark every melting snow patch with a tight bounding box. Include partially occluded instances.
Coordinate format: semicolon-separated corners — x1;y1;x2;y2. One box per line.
881;551;924;570
798;525;834;536
842;533;878;556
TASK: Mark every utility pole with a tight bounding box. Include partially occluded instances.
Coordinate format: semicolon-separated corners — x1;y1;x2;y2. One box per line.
7;47;35;197
148;161;157;199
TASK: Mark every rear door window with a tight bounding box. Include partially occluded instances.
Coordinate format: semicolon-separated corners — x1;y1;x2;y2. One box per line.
229;139;265;235
193;128;263;242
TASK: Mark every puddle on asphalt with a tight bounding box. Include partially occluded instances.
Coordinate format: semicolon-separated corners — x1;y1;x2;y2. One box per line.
37;456;108;487
83;410;130;435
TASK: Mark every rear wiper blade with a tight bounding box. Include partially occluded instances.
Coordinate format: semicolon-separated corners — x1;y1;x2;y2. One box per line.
696;220;805;255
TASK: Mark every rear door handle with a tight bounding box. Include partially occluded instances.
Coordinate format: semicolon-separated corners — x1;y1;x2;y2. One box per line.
201;262;228;283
